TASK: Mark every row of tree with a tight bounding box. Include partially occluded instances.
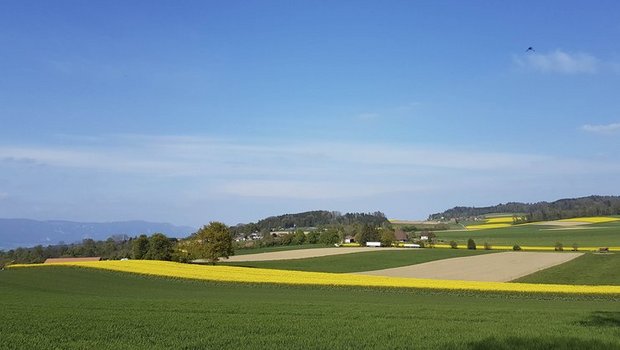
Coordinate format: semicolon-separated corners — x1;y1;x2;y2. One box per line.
229;210;388;236
429;195;620;222
0;234;181;266
0;237;135;265
1;211;396;267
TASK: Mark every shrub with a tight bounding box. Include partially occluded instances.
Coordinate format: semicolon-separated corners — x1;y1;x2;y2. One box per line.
449;241;458;249
279;233;294;246
467;238;476;250
307;230;319;244
513;244;522;251
572;243;579;251
554;242;564;251
484;242;492;250
319;230;340;246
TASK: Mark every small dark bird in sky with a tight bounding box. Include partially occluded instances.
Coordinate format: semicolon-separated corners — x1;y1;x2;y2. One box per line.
526;47;535;52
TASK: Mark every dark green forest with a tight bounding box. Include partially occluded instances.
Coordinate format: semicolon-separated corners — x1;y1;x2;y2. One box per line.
229;210;388;235
429;195;620;221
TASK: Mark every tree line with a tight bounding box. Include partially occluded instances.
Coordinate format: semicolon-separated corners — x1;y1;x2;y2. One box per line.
0;234;176;266
1;211;392;267
428;195;620;222
229;210;388;235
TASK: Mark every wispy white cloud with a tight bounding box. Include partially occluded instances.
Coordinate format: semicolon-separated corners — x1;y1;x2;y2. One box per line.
514;50;600;74
1;134;619;200
581;123;620;134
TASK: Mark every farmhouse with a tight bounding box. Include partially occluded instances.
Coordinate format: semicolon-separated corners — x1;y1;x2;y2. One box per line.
344;235;355;243
44;257;102;264
394;229;408;242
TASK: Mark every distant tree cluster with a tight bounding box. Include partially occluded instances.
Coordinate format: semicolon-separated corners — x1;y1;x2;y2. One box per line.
0;236;135;265
1;210;392;267
183;222;234;264
131;233;175;261
428;195;620;222
229;210;388;236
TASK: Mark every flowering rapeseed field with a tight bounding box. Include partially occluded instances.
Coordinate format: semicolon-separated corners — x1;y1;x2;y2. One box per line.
485;217;516;224
11;260;620;295
465;223;512;230
559;216;620;224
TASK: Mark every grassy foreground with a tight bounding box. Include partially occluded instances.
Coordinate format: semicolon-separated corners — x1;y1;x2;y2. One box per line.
1;267;619;349
515;253;620;285
223;249;493;272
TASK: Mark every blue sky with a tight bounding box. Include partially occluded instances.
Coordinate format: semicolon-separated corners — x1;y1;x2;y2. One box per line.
1;1;619;227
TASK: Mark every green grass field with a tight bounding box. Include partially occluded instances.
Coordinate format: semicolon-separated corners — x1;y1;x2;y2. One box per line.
1;267;619;349
223;249;494;272
515;252;620;285
436;221;620;247
234;243;326;255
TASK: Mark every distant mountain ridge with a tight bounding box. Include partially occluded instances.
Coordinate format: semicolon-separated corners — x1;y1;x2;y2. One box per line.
0;218;196;250
429;195;620;221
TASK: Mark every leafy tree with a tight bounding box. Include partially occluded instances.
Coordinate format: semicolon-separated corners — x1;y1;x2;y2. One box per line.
554;242;564;251
449;241;458;249
484;242;492;250
103;238;117;258
132;235;149;259
292;229;306;245
191;222;234;264
319;229;340;245
146;233;173;260
467;238;476;250
307;230;319;244
279;233;294;245
355;224;379;246
379;229;395;247
260;229;274;247
82;239;97;257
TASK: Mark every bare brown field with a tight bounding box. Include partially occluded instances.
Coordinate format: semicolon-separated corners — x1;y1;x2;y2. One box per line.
356;251;583;282
224;247;410;262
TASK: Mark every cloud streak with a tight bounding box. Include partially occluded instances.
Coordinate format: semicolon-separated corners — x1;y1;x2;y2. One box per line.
515;50;601;74
581;123;620;134
1;134;619;200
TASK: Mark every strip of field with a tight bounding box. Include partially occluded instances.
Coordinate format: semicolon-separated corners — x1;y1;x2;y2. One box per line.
2;267;619;349
515;253;620;285
435;220;620;246
222;247;409;262
223;249;493;273
10;260;620;294
357;252;583;282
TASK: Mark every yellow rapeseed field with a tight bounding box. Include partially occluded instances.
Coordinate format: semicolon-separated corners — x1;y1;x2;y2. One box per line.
558;216;620;224
465;223;512;230
485;217;515;224
10;260;620;295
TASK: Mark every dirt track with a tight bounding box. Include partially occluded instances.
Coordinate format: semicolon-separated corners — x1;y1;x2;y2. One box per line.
356;251;583;282
224;247;409;262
